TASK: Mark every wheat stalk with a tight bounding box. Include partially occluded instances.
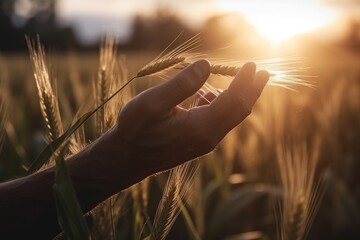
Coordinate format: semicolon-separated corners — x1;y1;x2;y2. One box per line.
131;179;151;240
26;36;63;146
91;36;135;240
286;193;306;240
152;161;198;240
27;36;63;143
209;61;315;90
277;142;324;240
95;35;117;136
136;34;203;79
90;191;127;240
26;36;67;171
106;55;132;129
137;56;187;78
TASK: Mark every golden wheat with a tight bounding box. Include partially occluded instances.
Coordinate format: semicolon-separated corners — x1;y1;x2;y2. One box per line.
27;36;63;143
152;161;198;240
277;142;324;240
95;35;117;136
209;62;314;90
131;179;150;239
135;34;202;79
136;55;188;78
91;36;134;239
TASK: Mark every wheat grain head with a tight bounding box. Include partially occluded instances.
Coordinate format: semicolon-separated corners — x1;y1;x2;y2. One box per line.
277;141;324;240
152;161;198;240
94;35;118;135
26;36;63;142
135;35;203;79
209;58;315;91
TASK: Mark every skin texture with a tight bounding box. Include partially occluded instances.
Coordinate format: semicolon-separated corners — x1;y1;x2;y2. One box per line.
0;60;269;239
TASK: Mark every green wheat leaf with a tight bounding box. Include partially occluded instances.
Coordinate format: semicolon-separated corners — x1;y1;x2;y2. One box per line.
53;144;91;239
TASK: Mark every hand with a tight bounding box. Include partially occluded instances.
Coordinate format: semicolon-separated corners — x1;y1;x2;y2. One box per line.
79;59;269;191
0;59;269;239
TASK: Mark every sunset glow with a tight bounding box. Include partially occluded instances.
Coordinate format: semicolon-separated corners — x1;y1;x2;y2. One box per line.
216;0;337;44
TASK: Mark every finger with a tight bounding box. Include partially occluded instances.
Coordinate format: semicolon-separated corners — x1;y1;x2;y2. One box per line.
228;62;256;96
139;59;210;115
205;63;269;136
208;62;256;118
242;70;269;110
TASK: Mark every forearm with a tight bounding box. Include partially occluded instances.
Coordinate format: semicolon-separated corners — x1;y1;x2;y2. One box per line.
0;167;59;238
0;128;150;239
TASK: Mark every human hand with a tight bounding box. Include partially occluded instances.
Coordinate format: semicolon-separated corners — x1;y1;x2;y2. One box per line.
0;60;269;239
81;59;269;189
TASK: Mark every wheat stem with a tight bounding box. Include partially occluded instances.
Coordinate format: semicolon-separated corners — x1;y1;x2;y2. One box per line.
277;143;324;240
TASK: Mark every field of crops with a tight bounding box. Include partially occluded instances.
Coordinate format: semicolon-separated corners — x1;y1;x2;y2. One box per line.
0;37;360;239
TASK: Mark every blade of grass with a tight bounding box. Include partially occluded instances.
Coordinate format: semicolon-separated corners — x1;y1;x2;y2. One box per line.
53;144;91;239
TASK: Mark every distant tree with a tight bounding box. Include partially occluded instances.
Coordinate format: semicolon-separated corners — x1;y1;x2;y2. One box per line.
201;13;266;55
0;0;78;51
127;7;197;51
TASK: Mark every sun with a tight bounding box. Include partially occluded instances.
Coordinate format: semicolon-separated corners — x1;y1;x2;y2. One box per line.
215;0;336;45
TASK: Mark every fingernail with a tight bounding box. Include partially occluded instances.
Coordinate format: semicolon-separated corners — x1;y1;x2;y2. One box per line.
193;59;210;79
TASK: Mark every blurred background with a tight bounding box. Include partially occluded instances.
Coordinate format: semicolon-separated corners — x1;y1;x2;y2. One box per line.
0;0;359;52
1;0;360;239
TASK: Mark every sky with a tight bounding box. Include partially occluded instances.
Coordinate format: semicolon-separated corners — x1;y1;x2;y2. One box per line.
56;0;360;45
57;0;219;44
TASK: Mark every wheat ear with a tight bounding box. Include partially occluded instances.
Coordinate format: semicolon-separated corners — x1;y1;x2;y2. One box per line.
135;34;203;79
26;36;63;143
209;60;315;90
95;35;117;136
94;39;134;239
277;142;324;240
152;161;198;240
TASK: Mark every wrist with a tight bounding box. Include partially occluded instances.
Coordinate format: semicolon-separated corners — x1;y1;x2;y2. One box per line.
66;126;146;202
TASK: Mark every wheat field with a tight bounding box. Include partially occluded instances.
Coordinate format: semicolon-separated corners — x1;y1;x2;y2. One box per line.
0;36;360;240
